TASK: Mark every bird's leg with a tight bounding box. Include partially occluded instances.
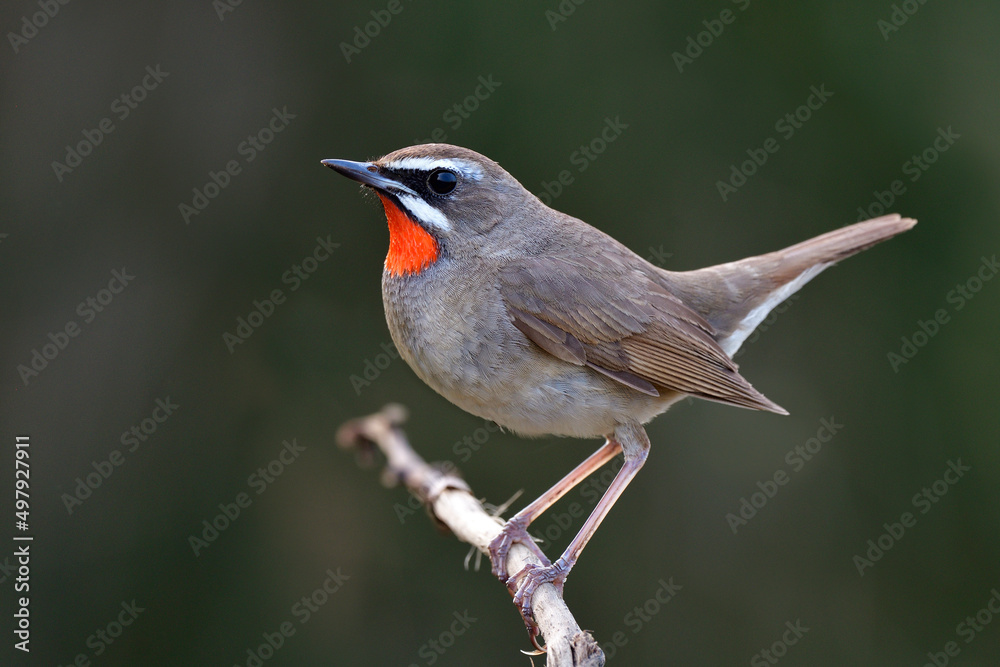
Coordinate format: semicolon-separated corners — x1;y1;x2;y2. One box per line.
488;439;622;580
508;423;650;639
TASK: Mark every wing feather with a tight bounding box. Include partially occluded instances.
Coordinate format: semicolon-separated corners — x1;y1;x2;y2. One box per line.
499;256;786;414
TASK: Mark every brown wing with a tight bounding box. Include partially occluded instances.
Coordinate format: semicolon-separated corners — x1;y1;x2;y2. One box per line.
499;255;787;414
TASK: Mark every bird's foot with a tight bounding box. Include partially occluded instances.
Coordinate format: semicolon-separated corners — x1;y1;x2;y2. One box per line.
488;516;549;581
507;557;571;643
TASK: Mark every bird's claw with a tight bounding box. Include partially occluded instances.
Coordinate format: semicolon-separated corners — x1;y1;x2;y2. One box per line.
506;557;571;641
487;516;549;581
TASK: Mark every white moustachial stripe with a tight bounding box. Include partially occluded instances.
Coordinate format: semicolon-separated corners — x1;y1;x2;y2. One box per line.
397;194;452;233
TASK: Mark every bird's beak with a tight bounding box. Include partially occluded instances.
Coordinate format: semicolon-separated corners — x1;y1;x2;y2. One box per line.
321;159;417;196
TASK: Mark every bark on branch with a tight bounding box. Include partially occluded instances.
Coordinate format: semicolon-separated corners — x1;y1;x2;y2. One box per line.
336;404;605;667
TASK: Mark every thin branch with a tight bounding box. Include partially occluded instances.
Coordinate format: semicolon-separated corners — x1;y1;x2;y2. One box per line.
337;404;605;667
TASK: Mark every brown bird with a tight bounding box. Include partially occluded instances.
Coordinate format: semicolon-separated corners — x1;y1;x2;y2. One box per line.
322;144;915;642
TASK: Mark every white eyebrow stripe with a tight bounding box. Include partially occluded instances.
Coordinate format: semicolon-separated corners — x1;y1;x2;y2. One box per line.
397;194;452;232
384;157;483;181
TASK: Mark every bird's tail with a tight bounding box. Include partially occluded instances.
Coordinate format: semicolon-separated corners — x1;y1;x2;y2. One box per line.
663;214;917;356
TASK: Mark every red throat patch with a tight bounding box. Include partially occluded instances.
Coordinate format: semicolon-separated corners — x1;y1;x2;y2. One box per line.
377;193;440;276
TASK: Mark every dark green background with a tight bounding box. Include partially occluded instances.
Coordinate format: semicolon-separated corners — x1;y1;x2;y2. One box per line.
2;2;998;665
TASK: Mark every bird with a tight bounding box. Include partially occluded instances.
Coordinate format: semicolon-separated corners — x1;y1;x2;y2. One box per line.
322;143;915;643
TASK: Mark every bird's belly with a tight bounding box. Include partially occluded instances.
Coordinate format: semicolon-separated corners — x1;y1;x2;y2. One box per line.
449;361;685;439
383;271;683;439
391;312;679;437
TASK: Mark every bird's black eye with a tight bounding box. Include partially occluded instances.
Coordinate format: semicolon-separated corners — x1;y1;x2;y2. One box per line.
427;169;458;195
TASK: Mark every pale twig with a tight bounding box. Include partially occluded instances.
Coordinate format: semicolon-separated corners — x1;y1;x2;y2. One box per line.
336;404;605;667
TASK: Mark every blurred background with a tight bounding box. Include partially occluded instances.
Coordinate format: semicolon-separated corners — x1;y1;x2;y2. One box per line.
2;2;998;665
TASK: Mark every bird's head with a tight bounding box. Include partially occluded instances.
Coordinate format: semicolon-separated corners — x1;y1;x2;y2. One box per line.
322;144;541;276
